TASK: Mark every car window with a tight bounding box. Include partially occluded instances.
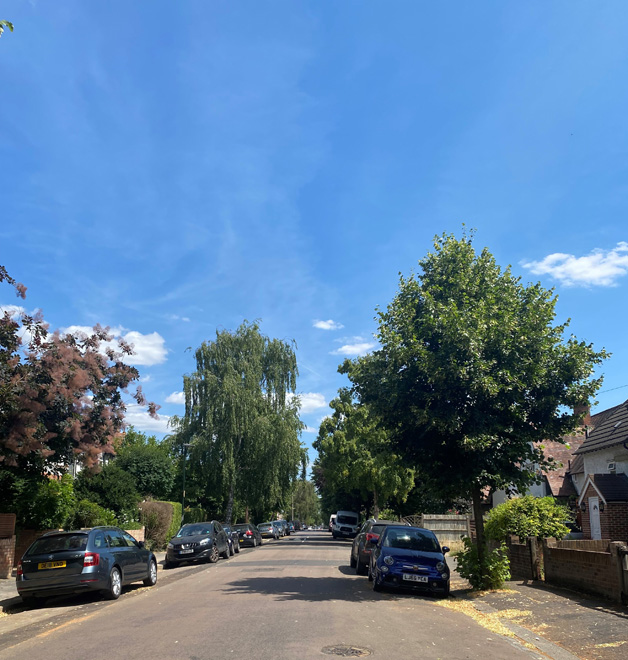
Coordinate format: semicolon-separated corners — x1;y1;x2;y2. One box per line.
107;530;129;548
177;524;213;536
383;529;440;552
122;531;138;547
28;534;88;555
93;532;107;549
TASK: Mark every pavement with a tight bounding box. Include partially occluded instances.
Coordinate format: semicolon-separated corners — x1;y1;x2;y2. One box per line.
1;540;626;660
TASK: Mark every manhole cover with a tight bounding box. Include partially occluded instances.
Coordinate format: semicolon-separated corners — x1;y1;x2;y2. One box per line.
321;646;372;657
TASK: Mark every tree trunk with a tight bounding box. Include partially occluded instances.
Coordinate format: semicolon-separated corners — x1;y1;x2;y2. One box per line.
472;484;485;573
245;506;249;523
373;488;379;520
224;480;235;525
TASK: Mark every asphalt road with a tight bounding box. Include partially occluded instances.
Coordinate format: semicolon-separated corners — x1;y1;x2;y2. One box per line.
0;531;545;660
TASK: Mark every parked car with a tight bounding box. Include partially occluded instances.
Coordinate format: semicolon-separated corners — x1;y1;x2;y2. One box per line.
232;523;262;547
257;522;279;540
222;524;240;555
332;511;360;539
272;521;285;537
165;521;230;568
368;525;450;597
329;514;336;532
287;521;295;534
16;527;157;606
351;519;408;575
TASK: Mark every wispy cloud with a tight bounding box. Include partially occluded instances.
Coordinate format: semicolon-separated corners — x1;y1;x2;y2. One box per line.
313;319;344;330
522;242;628;287
123;404;171;434
330;342;376;357
168;314;191;323
62;325;168;366
0;304;27;319
165;391;185;405
289;392;327;413
302;426;318;434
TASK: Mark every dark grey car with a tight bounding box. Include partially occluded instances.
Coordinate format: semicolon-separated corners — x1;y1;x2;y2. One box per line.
221;524;240;555
16;527;157;606
165;521;230;568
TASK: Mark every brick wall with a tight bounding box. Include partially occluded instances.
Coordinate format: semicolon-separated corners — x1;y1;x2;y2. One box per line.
125;528;145;543
580;483;628;541
542;539;625;601
506;536;542;580
0;537;16;578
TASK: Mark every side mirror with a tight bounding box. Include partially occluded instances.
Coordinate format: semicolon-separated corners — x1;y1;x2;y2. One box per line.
441;546;450;554
369;537;378;545
138;541;146;549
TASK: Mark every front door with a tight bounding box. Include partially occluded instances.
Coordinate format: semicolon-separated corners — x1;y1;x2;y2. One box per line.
589;496;602;539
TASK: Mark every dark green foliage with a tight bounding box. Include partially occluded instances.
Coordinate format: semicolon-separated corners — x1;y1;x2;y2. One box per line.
74;464;140;523
20;474;76;530
484;496;572;541
456;537;511;590
183;506;206;524
115;429;174;499
67;499;118;528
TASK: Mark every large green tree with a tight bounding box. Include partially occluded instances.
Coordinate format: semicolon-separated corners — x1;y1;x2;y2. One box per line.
172;321;304;523
314;389;414;519
344;231;607;568
291;479;321;525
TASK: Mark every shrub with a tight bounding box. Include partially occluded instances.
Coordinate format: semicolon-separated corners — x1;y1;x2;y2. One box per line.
484;496;572;541
67;499;118;528
456;537;510;590
22;474;76;529
74;464;141;521
183;506;206;524
139;500;182;548
115;444;174;499
167;501;183;540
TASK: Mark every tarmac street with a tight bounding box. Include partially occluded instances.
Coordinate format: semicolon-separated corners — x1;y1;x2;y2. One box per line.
0;530;609;660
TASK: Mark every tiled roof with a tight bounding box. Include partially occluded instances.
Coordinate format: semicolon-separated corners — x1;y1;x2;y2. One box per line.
574;399;628;455
537;433;586;497
568;453;584;474
590;473;628;502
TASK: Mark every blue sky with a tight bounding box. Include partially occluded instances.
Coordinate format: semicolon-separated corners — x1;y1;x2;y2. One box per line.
2;1;628;465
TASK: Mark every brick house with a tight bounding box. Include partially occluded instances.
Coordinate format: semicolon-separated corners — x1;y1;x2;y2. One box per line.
573;399;628;540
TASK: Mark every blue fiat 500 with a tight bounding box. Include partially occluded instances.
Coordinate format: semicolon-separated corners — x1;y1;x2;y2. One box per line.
369;525;450;597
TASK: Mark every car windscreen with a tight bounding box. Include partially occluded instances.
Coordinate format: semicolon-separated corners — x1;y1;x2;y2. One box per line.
27;534;88;555
383;529;440;552
337;515;358;525
232;525;249;531
176;524;213;537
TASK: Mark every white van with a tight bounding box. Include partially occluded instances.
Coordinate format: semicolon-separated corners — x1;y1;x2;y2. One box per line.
332;511;360;539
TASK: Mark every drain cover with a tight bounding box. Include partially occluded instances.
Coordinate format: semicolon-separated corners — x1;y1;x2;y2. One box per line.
321;646;372;657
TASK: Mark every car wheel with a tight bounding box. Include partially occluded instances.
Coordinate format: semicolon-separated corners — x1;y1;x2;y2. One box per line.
252;537;257;547
367;563;373;582
229;542;235;556
350;551;357;569
143;559;157;587
164;560;175;569
234;542;240;554
356;557;368;576
440;583;450;599
220;544;230;559
105;566;122;600
208;544;220;563
21;595;45;608
372;571;383;592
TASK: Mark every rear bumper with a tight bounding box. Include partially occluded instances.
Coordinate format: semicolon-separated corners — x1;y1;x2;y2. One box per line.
17;576;108;599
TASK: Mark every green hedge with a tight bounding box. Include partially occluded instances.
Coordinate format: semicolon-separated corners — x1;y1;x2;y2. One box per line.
166;501;183;541
183;506;206;524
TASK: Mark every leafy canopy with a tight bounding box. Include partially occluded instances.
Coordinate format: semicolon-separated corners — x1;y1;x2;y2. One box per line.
484;496;572;541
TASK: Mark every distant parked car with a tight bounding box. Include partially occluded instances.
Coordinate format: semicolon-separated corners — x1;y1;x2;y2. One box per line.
222;524;240;555
165;521;230;568
351;519;409;575
232;523;262;548
16;527;157;606
258;522;279;540
368;525;450;597
272;521;285;537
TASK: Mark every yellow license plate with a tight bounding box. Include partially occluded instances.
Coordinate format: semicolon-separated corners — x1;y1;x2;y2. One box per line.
38;560;66;570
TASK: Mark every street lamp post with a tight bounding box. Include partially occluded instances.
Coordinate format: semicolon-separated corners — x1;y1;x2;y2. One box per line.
181;443;192;528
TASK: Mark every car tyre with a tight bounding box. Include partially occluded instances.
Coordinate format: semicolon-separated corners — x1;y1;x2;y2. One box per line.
440;583;450;598
164;560;175;569
234;542;240;554
350;552;357;569
220;544;230;559
367;563;373;582
372;571;383;592
208;544;220;563
252;537;257;548
356;557;368;576
229;542;235;556
105;566;122;600
143;559;157;587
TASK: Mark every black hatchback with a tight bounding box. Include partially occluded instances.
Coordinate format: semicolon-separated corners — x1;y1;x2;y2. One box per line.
165;521;230;568
16;527;157;606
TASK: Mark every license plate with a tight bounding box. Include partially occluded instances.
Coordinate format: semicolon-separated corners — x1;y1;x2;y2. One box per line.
179;549;194;554
402;573;428;583
38;561;66;570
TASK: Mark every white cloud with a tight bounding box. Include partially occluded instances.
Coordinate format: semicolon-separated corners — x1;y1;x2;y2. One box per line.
62;325;168;366
302;426;318;434
140;374;152;383
289;392;327;414
313;319;344;330
166;391;185;405
0;304;26;319
522;242;628;287
330;342;376;357
168;314;191;323
123;404;171;434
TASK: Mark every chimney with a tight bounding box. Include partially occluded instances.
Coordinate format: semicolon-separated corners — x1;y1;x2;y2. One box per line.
574;403;592;428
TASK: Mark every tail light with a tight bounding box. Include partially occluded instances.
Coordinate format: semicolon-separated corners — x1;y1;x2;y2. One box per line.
83;552;100;567
365;533;380;543
245;530;253;537
17;561;23;577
